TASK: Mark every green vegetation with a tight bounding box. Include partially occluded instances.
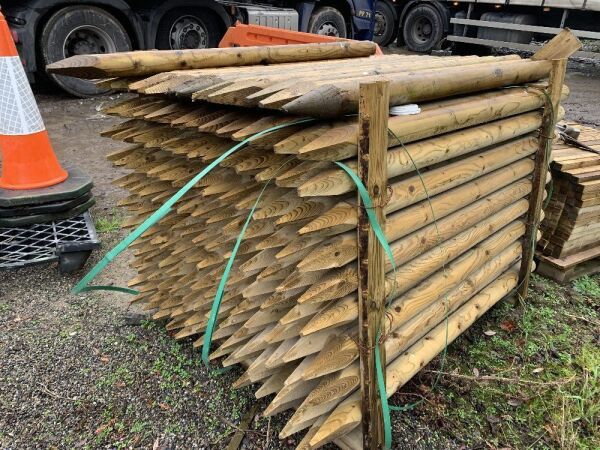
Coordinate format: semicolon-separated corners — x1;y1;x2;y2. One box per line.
96;366;135;389
399;273;600;449
573;275;600;299
152;341;195;391
95;210;123;233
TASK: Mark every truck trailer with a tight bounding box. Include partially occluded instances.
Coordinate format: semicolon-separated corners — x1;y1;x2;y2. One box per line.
1;0;376;96
374;0;600;55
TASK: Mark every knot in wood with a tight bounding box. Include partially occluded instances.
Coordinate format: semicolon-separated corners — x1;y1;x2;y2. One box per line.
360;120;370;136
358;224;370;233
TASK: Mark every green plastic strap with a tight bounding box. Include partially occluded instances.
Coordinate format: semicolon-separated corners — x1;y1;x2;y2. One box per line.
334;162;397;274
73;206;171;294
374;331;392;448
72;118;314;295
201;177;275;367
81;286;140;295
335;161;397;450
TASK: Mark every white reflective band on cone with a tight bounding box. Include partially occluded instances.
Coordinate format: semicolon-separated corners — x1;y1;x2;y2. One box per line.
0;56;45;135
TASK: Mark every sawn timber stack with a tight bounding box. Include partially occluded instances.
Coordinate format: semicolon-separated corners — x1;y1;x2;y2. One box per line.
538;122;600;282
53;38;576;449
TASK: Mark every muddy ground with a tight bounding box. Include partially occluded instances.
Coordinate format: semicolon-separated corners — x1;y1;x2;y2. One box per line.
1;63;599;450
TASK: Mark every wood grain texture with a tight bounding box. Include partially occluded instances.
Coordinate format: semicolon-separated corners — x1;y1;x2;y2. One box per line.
356;81;389;449
47;41;377;78
519;58;568;298
87;41;576;447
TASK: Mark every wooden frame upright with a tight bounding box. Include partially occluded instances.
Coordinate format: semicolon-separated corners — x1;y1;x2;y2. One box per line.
357;80;390;449
518;29;582;298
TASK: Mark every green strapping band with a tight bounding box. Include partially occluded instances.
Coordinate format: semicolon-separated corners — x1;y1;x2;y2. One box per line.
201;170;280;366
335;161;398;450
199;159;399;447
81;286;140;295
73;115;433;450
72;118;314;295
334;162;397;272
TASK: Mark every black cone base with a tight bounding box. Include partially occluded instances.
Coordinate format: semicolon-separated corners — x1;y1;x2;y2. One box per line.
0;165;93;208
0;164;99;271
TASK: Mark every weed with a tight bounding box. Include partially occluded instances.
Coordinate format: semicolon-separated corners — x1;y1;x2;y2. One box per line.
141;319;158;330
164;423;183;435
130;421;147;434
97;366;135;388
95;423;113;444
558;344;600;448
95;210;123;233
152;344;194;391
573;276;600;299
203;414;221;435
410;274;600;449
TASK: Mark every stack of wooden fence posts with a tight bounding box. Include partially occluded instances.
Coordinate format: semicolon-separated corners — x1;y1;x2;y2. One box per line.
538;122;600;282
49;34;580;449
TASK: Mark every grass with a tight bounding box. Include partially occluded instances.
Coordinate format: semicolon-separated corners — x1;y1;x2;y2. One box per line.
573;276;600;299
395;273;600;449
84;319;256;448
95;210;123;233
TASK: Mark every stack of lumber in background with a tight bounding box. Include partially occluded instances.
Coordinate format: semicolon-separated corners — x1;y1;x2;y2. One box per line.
538;122;600;282
50;42;567;449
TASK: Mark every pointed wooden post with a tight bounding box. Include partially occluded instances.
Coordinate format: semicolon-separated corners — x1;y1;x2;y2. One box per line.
518;58;567;299
357;80;389;449
519;30;581;299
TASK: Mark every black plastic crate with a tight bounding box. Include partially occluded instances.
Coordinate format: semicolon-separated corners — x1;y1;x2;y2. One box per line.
0;212;100;272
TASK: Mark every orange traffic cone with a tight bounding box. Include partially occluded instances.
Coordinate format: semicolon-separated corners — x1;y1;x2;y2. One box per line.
0;11;68;190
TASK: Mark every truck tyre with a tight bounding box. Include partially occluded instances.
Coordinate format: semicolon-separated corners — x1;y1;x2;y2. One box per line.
307;7;348;38
156;8;222;50
374;1;396;46
40;6;132;97
402;4;444;53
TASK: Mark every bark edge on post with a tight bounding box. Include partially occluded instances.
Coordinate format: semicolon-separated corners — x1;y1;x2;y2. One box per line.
357;80;390;449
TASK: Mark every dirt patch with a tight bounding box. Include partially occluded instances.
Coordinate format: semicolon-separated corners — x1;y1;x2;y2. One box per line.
34;93;131;214
563;71;600;127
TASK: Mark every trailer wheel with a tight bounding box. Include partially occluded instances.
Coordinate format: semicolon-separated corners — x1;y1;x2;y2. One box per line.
308;7;348;38
402;4;444;53
373;1;396;46
156;9;222;50
40;6;131;97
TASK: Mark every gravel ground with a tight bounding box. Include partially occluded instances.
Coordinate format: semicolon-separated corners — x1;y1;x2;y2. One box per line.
0;237;454;450
1;63;599;449
0;248;286;449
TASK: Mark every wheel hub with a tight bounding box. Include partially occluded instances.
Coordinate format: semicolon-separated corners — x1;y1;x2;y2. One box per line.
413;17;433;43
63;26;116;57
169;16;208;49
374;11;386;37
316;22;340;37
